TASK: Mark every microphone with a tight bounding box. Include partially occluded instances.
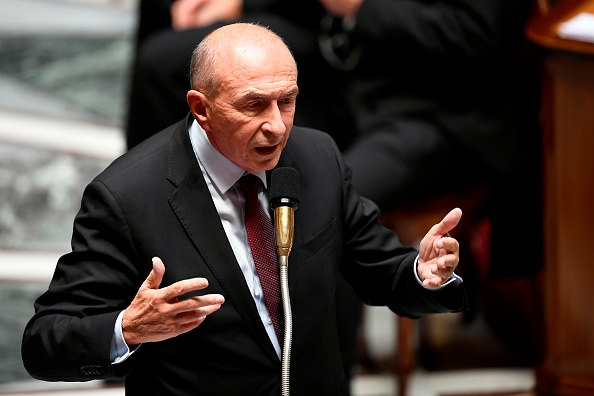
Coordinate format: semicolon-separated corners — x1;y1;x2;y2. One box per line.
270;167;299;396
269;167;300;261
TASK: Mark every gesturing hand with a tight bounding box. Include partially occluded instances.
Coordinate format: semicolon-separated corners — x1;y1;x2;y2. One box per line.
122;257;225;345
417;208;462;289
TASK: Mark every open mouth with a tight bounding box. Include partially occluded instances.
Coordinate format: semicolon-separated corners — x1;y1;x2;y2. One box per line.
255;145;278;156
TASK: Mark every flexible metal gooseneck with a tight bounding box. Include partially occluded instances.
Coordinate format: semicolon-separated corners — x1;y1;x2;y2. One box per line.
274;205;295;396
270;167;300;396
280;256;292;396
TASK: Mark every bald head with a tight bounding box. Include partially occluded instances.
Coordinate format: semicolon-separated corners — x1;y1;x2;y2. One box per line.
189;23;296;97
185;22;298;173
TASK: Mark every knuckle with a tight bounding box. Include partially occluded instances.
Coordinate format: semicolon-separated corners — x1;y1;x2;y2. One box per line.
171;284;186;296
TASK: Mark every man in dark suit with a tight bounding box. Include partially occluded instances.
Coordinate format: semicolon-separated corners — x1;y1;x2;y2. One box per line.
22;23;466;395
126;1;362;379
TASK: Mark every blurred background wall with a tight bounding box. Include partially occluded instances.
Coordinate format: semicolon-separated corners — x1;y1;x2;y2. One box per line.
0;0;134;385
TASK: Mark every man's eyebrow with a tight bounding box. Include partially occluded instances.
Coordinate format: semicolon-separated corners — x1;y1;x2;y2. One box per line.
244;92;265;100
242;88;299;101
286;88;299;96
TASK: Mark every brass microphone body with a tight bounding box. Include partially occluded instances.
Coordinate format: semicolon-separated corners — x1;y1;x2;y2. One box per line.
274;206;294;262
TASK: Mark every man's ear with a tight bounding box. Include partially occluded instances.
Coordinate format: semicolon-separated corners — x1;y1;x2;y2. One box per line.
187;90;211;131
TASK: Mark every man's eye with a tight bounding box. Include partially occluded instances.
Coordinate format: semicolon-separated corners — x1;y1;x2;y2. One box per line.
279;98;295;106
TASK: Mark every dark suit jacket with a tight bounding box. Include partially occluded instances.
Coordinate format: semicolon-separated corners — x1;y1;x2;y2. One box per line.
22;115;466;395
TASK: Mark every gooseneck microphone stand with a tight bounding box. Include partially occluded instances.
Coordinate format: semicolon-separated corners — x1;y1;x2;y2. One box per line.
276;203;294;396
270;167;300;396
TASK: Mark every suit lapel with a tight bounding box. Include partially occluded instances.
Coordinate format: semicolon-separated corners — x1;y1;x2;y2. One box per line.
167;116;280;363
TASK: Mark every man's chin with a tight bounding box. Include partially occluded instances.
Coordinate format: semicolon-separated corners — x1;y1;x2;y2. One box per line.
248;156;281;173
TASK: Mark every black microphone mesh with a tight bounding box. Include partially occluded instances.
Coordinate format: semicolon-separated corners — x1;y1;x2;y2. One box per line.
270;167;300;203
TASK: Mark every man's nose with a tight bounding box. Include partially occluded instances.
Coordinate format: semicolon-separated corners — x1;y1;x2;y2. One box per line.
262;103;286;136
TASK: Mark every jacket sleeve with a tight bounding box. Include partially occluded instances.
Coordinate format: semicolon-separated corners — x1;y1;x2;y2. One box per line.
331;134;467;317
21;180;142;381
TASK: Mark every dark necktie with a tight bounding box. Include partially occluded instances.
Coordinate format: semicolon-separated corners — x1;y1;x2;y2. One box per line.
239;174;282;340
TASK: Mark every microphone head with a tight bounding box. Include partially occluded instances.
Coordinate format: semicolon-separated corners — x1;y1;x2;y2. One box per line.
270;167;300;209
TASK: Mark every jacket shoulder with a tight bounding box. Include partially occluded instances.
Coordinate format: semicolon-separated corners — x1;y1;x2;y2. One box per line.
94;120;184;185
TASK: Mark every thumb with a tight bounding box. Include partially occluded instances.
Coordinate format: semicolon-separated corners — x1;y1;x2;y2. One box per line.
141;256;165;291
430;207;462;237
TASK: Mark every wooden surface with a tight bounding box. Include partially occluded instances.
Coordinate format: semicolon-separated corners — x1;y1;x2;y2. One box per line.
536;53;594;396
527;1;594;394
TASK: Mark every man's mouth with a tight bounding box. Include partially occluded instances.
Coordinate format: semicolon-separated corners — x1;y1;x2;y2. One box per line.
255;144;279;156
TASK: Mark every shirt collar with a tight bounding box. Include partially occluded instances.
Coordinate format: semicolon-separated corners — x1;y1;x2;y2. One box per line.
188;120;268;194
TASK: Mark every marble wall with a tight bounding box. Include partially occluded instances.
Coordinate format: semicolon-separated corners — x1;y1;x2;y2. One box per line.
0;2;133;384
0;142;111;252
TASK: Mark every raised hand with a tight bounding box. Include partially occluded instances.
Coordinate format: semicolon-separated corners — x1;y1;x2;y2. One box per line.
171;0;242;31
122;257;224;345
417;208;462;288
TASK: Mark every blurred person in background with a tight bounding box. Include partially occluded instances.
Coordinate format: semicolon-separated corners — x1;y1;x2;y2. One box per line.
320;0;544;364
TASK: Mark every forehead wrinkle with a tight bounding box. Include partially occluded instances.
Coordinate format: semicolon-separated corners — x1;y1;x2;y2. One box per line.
241;86;299;101
218;65;296;94
213;36;298;105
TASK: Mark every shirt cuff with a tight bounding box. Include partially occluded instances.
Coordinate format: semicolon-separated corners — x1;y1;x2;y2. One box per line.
110;310;140;365
413;254;463;289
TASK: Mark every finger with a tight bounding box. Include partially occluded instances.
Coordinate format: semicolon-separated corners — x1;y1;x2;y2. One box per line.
437;236;459;253
423;276;447;289
178;318;206;334
432;265;455;280
177;310;218;334
419;258;454;282
424;263;455;285
141;256;166;291
437;253;458;269
176;294;225;314
162;277;212;302
177;299;224;323
151;309;217;341
428;208;462;238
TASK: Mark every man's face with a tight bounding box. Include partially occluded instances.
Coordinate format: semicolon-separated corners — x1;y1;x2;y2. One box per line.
194;44;298;174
